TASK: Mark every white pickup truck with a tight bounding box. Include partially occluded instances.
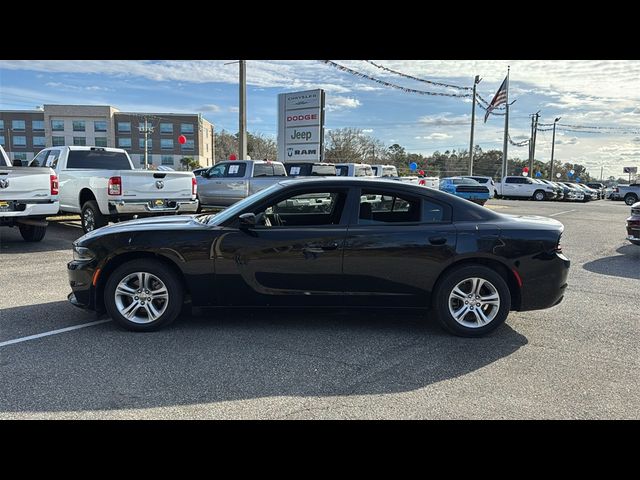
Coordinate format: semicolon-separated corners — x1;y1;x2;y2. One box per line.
0;144;59;242
495;175;556;201
30;146;198;232
617;183;640;205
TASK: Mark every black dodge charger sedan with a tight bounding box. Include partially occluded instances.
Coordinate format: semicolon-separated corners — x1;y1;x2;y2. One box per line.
68;178;570;337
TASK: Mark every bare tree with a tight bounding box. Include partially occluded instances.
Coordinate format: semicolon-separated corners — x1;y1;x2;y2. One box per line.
324;128;387;164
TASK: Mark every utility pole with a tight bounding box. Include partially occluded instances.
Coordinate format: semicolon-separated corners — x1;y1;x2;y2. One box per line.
139;117;154;170
501;67;511;180
469;75;481;175
549;117;560;180
600;165;603;182
239;60;247;160
529;111;540;174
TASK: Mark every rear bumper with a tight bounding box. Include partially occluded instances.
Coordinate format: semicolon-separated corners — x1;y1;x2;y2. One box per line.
518;252;571;311
0;200;59;218
108;198;198;215
455;192;490;201
627;236;640;246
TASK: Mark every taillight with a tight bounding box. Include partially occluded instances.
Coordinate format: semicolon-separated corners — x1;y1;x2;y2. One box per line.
628;220;640;227
555;235;563;253
108;176;122;196
50;174;59;195
192;176;197;196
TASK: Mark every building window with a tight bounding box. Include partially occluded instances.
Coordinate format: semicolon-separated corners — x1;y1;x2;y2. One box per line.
161;155;174;166
32;120;45;131
13;136;27;147
138;138;153;149
94;121;107;132
118;122;131;133
72;120;86;132
51;119;64;131
161;138;174;150
52;136;65;146
181;123;194;134
95;137;108;147
33;136;46;147
73;137;86;146
0;136;4;145
160;123;173;134
12;120;26;131
118;137;132;148
13;152;27;161
181;139;195;150
0;120;4;130
206;143;208;152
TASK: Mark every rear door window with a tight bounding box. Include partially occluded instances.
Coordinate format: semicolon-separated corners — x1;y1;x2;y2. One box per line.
225;163;246;178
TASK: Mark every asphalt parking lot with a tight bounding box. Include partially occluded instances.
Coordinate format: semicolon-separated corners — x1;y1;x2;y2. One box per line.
0;199;638;419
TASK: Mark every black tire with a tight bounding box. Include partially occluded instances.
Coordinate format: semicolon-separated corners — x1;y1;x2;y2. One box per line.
624;193;638;206
104;259;184;332
432;265;511;337
18;224;47;242
81;200;108;233
533;190;546;201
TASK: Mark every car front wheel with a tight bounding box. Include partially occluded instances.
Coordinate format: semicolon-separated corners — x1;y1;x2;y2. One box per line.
432;265;511;337
104;259;184;332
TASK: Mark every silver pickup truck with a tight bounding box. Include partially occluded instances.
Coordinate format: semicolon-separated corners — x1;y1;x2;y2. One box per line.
197;160;287;207
617;183;640;205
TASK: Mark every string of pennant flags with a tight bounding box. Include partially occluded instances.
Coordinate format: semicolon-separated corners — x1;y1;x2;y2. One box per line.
508;134;530;147
364;60;473;91
322;61;472;98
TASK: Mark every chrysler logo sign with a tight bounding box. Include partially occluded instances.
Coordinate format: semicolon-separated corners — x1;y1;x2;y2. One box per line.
155;180;164;189
0;179;9;189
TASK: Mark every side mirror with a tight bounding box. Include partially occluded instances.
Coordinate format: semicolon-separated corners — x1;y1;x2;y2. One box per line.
239;212;256;229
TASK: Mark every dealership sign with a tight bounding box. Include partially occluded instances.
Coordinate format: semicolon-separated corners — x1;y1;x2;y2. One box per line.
623;166;637;174
278;89;325;162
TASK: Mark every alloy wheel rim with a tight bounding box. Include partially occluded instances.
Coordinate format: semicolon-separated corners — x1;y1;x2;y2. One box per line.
84;209;95;231
448;277;500;328
114;271;169;324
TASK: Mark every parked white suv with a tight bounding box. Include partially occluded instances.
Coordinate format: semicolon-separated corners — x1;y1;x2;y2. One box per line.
496;175;556;201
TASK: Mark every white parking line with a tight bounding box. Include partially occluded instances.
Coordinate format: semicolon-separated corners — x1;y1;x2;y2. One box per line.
549;209;576;217
0;319;111;348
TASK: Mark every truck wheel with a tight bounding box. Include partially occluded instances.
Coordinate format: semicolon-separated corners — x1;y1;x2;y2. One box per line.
624;193;638;206
533;190;546;201
81;200;108;233
104;259;184;332
19;224;47;242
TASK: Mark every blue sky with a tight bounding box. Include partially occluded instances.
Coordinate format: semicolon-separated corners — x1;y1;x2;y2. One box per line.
1;60;639;178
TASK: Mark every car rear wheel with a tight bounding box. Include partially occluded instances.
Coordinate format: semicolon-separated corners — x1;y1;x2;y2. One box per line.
533;190;546;201
104;259;184;332
81;200;108;233
625;193;638;206
432;265;511;337
18;224;47;242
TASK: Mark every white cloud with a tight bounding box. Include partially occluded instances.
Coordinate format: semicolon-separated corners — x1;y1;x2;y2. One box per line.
228;106;239;113
418;114;469;126
45;81;111;92
425;133;452;140
362;128;374;133
200;104;221;112
326;96;361;111
556;137;579;145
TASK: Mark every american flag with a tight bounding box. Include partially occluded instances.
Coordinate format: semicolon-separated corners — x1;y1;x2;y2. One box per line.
484;75;508;123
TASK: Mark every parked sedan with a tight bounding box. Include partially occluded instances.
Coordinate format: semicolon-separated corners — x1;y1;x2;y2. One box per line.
439;177;490;205
627;201;640;246
68;178;570;337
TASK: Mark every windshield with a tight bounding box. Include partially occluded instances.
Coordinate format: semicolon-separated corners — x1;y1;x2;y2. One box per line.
382;166;398;177
203;183;284;225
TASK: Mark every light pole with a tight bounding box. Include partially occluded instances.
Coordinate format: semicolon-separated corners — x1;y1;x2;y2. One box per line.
549;117;561;180
239;60;247;160
469;75;481;175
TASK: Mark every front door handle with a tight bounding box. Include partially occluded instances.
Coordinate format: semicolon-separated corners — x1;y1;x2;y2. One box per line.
304;242;340;252
428;236;447;245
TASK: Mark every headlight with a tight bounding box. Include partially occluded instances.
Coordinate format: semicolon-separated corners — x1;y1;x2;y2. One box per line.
73;246;95;261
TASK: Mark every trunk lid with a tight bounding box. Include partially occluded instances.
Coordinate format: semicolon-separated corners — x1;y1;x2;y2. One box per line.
0;167;55;202
119;170;195;200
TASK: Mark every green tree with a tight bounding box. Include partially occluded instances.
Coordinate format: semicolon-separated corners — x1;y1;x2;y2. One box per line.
180;157;200;171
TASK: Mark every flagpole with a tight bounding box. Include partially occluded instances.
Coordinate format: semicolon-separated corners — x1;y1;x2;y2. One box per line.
501;66;510;180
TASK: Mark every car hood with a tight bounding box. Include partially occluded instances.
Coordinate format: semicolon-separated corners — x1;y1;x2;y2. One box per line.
78;214;209;243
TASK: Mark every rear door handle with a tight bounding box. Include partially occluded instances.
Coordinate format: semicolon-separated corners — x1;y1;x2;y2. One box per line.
428;236;447;245
304;242;340;252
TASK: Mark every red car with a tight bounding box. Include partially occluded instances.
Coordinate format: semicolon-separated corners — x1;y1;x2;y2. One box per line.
627;201;640;245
